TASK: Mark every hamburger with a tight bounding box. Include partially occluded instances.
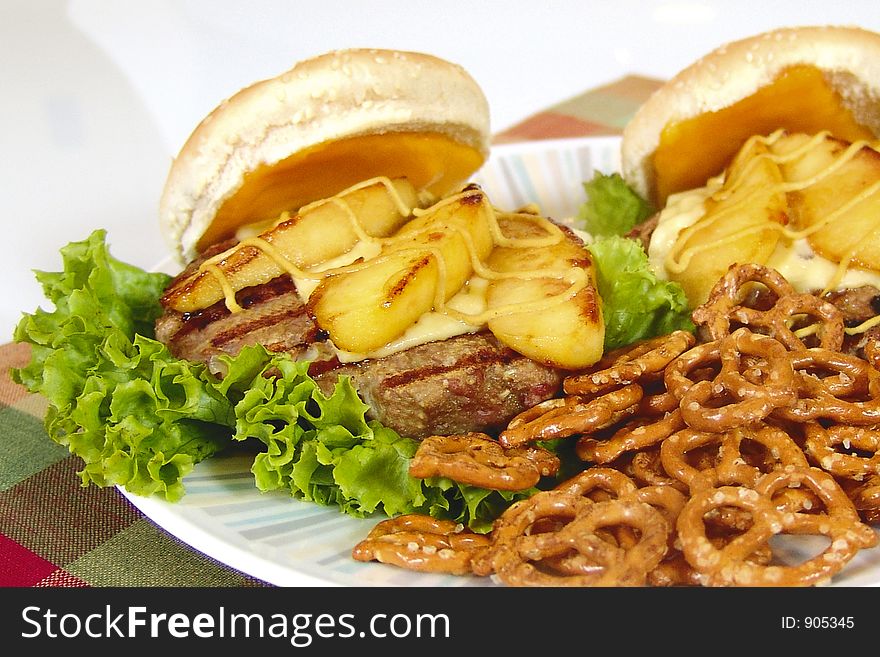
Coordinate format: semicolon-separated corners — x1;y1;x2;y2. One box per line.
152;48;610;441
620;24;880;335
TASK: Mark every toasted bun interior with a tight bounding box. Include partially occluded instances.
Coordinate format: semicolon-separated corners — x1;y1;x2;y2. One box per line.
621;26;880;205
159;48;490;263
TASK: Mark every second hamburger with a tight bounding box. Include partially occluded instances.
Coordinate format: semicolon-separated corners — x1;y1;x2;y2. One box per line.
621;25;880;313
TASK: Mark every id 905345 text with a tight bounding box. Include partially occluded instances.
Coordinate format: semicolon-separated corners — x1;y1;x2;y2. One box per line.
781;616;855;630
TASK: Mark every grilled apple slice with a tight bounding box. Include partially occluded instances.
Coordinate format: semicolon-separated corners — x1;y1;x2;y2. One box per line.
309;187;495;353
485;216;604;369
309;250;440;353
776;133;880;272
667;137;788;305
162;177;421;313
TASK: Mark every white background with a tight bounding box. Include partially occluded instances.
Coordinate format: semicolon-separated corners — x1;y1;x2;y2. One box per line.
3;0;880;338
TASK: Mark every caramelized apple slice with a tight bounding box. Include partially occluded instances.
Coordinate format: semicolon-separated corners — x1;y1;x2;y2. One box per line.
485;216;604;369
777;133;880;272
162;177;421;313
668;137;788;305
308;250;440;354
309;187;495;354
388;186;494;302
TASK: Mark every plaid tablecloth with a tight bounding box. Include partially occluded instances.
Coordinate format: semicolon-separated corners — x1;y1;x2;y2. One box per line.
0;75;662;587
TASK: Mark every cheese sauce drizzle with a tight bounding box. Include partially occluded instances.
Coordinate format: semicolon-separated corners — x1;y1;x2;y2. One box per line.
667;131;879;276
664;129;880;336
194;178;588;337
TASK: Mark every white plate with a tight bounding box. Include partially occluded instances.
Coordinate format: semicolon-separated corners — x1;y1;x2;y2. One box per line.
120;136;880;587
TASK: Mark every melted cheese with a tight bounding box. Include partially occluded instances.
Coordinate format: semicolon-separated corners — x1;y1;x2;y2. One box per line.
652;65;874;205
291;238;383;301
197;131;486;252
648;183;718;280
766;238;880;292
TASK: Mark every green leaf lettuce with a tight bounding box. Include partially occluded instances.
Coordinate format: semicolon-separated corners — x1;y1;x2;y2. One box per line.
588;235;693;350
11;230;527;529
574;171;693;349
12;230;233;500
577;171;654;237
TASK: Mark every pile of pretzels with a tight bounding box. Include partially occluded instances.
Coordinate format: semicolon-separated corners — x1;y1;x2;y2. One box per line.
353;263;880;586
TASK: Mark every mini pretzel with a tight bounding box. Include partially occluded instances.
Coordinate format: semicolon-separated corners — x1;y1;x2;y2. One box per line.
663;340;721;400
774;349;880;425
677;471;875;586
658;423;817;527
575;409;685;464
554;467;639;500
754;466;876;547
649;534;773;587
564;331;696;397
863;334;880;372
480;494;670;586
691;263;843;349
638;381;681;417
499;383;643;448
568;467;686;540
352;514;492;575
737;292;845;351
628;447;687;491
408;433;560;491
553;467;642;549
659;429;725;493
471;489;591;578
669;329;796;432
788;348;876;397
839;475;880;524
692;263;797;339
503;396;573;429
803;422;880;479
724;423;812;482
631;484;688;529
656;428;756;531
552;469;685;550
730;294;844;352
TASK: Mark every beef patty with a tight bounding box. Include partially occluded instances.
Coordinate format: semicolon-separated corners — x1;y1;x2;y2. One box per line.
155;271;563;439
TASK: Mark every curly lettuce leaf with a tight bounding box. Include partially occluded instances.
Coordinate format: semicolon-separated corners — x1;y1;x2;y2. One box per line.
12;230;233;500
588;235;693;350
577;171;654;237
573;172;693;349
222;348;529;531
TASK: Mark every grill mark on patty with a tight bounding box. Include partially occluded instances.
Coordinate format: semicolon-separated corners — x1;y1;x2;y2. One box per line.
210;305;316;348
379;344;522;389
172;275;298;339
